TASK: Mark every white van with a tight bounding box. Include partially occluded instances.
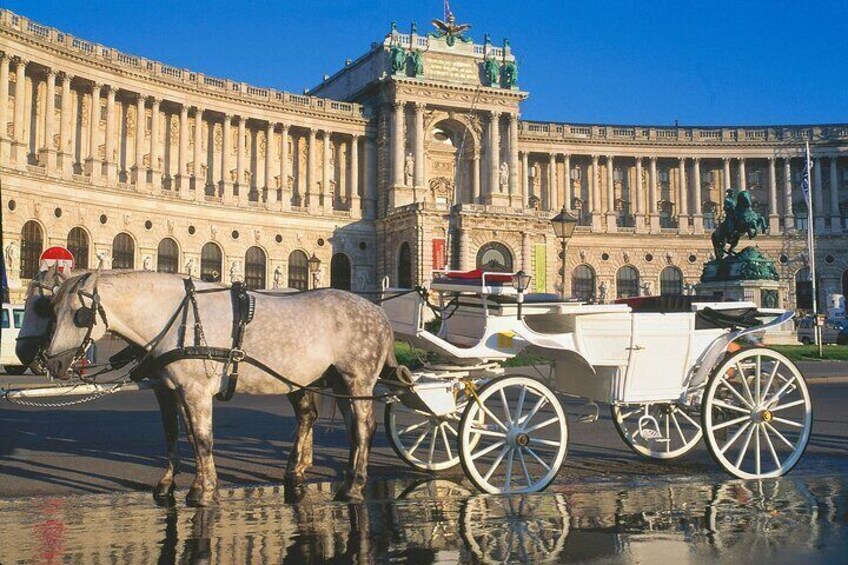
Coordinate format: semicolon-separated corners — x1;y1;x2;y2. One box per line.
1;303;28;374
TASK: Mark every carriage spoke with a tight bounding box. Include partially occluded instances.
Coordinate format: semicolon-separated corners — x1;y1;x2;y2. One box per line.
764;422;795;449
514;386;527;423
483;446;510;482
499;388;512;425
762;424;782;469
755;355;762;404
755;425;762;476
524;416;560;434
720;421;752;454
524;446;551;472
440;424;453;461
712;414;752;431
736;362;755;406
478;404;509;432
468;427;507;438
676;407;700;428
671;412;687;445
408;426;432;457
470;440;506;461
529;437;561;448
504;448;515;492
711;399;750;414
522;396;549;427
427;426;438;464
445;422;459;436
765;375;797;407
769;399;806;413
720;377;754;409
734;425;756;468
772;416;804;429
619;408;640;421
761;360;781;402
665;413;671;452
399;419;431;436
517;448;533;488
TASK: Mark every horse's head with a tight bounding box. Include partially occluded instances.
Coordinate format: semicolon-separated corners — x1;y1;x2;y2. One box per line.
15;265;72;368
736;190;753;209
41;270;107;379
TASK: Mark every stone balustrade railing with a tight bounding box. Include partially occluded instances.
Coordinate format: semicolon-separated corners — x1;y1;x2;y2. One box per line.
519;120;848;144
0;9;366;119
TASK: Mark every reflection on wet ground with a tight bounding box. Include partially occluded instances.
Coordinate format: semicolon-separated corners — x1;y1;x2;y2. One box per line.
0;474;846;564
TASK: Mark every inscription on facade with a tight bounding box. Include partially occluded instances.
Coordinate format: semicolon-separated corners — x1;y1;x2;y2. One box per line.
426;56;479;84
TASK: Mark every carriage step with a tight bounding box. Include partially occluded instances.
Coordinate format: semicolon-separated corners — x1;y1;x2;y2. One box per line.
637;429;669;442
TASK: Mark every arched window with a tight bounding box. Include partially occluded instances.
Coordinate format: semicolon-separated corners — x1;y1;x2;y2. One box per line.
572;265;596;301
795;267;813;309
476;242;513;273
616;266;640;299
157;238;179;273
66;227;89;270
200;242;222;282
245;246;266;290
330;253;352;290
112;233;135;270
288;250;309;291
398;242;412;288
20;221;44;279
660;266;683;296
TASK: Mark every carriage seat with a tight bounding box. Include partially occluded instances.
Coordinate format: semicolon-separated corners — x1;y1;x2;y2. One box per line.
616;294;706;313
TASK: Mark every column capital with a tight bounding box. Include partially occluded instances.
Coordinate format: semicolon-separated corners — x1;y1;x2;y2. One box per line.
222;112;233;120
350;132;360;141
12;56;29;66
692;156;701;163
148;95;161;105
179;104;188;115
90;81;103;91
649;155;657;163
308;127;316;139
265;121;274;131
280;122;290;132
607;154;615;161
0;51;7;60
412;101;426;110
489;109;501;119
192;106;204;115
59;71;74;82
44;68;57;79
591;154;599;161
391;100;405;110
723;157;730;163
235;114;245;124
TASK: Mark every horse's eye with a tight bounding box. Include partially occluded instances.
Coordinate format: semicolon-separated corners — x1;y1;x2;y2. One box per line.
34;297;53;317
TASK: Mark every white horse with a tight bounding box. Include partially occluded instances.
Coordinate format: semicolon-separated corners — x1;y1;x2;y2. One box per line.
17;269;403;506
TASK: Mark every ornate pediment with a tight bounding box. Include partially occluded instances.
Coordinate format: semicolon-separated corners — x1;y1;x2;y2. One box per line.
429;176;454;200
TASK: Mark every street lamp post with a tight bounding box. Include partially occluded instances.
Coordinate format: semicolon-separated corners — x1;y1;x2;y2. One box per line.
550;206;579;298
308;253;322;289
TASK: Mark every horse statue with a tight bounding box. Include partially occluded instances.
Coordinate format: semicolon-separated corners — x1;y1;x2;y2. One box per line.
710;189;768;259
17;269;405;506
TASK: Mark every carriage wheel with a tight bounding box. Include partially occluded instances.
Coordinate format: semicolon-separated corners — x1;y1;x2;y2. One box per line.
459;376;567;494
611;402;703;460
702;347;812;479
385;401;463;472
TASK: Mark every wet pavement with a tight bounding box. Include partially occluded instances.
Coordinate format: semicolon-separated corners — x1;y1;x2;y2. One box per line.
0;474;846;564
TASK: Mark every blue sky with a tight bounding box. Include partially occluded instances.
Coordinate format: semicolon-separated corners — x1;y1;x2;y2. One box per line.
4;0;845;125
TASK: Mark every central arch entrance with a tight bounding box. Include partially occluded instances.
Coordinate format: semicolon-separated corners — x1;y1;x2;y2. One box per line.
426;117;479;205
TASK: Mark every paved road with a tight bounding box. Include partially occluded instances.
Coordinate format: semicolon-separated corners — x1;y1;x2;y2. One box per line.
0;371;845;499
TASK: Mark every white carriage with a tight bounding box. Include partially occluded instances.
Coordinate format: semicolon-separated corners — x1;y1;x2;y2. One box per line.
382;269;813;494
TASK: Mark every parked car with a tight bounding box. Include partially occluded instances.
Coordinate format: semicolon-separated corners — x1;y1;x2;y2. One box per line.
797;316;847;345
1;303;28;375
837;326;848;346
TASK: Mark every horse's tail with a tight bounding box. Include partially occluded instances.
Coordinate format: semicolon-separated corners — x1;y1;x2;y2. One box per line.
380;344;414;387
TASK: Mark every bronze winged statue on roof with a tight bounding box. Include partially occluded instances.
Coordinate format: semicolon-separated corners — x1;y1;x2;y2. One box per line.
429;10;472;46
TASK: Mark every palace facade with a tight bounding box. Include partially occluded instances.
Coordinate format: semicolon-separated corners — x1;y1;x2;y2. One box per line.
1;9;847;308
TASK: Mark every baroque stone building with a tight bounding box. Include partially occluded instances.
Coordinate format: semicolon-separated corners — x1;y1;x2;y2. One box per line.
1;10;847;307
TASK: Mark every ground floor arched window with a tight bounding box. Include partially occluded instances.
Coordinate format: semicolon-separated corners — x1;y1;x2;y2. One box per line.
20;221;44;280
245;246;266;290
157;238;179;273
288;250;309;291
616;265;640;299
67;227;89;270
795;267;813;309
398;242;412;288
112;233;135;270
331;253;352;290
476;242;513;273
660;266;683;296
200;242;222;282
572;264;595;301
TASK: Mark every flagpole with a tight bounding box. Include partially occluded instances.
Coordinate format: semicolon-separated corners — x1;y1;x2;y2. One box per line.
804;140;820;352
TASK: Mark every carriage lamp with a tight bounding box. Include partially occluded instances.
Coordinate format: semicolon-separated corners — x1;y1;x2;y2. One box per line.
308;253;322;289
550;206;579;298
512;270;531;320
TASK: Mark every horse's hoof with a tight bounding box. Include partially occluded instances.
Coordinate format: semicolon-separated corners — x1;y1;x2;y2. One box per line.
333;487;365;503
153;482;176;507
186;486;215;507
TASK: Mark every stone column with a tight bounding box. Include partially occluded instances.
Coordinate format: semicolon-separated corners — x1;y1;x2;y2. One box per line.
521;232;531;274
59;73;74;178
563;154;572;212
458;228;470;271
236;116;247;206
634;157;645;232
12;57;27;168
104;85;117;184
692;158;704;234
279;124;290;211
678;157;689;233
738;157;746;191
307;128;318;211
364;136;377;219
521;151;529;208
0;53;9;163
813;157;825;231
488;111;501;200
591;154;602;230
149;97;161;191
392;102;404;186
723;158;731;190
768;157;780;233
549;153;558;211
85;83;102;181
176;104;189;197
606;155;616;231
649;156;660;233
508;113;519;205
193;107;204;201
350;134;360;215
830;157;841;233
264;122;276;209
783;158;794;230
321;130;331;211
413;102;425;191
221;113;234;205
40;70;57;174
472;151;481;204
132;96;146;186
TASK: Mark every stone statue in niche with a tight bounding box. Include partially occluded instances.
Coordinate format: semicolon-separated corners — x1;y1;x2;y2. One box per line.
4;241;18;278
640;280;653;296
499;162;509;192
598;281;608;304
96;250;110;270
185;257;195;277
404;153;415;185
272;265;283;289
503;59;518;88
230;260;243;283
389;45;406;75
143;255;153;272
484;56;500;86
409;50;424;77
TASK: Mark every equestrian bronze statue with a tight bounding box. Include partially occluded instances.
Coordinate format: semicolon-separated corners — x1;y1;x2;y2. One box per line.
711;189;768;260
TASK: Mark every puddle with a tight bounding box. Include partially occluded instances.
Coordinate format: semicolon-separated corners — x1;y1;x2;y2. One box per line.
0;475;845;564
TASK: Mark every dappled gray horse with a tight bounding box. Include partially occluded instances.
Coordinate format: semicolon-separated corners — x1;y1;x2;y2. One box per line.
18;269;401;506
